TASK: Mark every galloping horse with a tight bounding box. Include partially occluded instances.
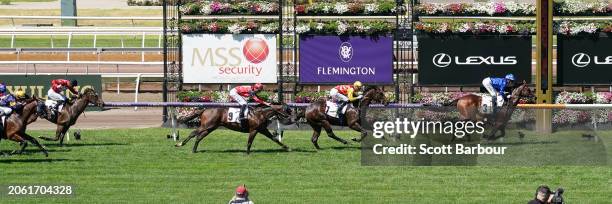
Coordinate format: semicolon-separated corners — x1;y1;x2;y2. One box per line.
2;96;48;156
175;103;294;154
28;88;104;146
300;86;388;149
455;81;532;140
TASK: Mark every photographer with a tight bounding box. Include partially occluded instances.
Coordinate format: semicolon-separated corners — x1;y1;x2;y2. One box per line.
528;185;564;204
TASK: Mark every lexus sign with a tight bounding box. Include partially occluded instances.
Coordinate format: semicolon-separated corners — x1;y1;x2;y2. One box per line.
418;35;532;85
558;35;612;84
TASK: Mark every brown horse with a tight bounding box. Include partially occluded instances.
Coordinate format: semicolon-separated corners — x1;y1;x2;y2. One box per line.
455;81;532;140
175;103;294;154
2;96;48;156
28;88;104;146
299;86;388;149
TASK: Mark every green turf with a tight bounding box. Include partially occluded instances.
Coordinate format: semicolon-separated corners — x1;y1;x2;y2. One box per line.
0;128;610;203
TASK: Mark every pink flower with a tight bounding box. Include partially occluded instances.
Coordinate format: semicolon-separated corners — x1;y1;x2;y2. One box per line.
494;2;507;14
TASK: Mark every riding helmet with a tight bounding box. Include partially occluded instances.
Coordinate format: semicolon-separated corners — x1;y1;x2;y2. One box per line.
505;74;515;81
0;83;5;93
71;79;79;86
252;83;264;91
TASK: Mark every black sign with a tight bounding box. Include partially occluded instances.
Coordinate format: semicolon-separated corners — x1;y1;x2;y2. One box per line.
558;34;612;85
417;35;532;85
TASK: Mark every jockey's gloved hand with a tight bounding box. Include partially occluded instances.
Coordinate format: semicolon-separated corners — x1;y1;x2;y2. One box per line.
355;95;364;100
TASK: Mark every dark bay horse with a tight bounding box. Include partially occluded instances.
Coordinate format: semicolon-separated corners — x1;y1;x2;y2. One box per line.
455;82;532;140
175;104;294;154
300;86;388;149
2;96;48;156
28;88;104;146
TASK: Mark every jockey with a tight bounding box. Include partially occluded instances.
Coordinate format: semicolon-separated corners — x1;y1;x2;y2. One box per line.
330;81;363;106
482;74;515;106
0;83;17;118
329;81;363;121
229;83;270;120
46;79;79;118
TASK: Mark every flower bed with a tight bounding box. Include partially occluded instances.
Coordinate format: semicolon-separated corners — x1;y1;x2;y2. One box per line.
415;21;535;35
554;0;612;16
127;0;162;6
415;2;535;16
181;1;280;15
180;20;278;34
296;20;394;35
556;21;612;35
295;1;396;16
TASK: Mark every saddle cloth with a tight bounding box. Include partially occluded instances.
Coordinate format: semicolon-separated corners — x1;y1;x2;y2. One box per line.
325;101;349;118
45;100;63;112
481;95;503;114
227;107;248;123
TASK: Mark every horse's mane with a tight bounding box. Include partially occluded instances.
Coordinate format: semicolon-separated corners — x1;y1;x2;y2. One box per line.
363;85;379;93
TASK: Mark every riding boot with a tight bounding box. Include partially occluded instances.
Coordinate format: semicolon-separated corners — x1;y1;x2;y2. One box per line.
239;105;248;130
337;102;347;125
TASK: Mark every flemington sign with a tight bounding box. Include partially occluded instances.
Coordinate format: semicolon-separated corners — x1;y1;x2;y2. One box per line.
558;35;612;84
299;35;394;84
0;75;102;99
418;35;532;85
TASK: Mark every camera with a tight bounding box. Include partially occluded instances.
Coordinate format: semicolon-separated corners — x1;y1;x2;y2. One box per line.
549;188;564;204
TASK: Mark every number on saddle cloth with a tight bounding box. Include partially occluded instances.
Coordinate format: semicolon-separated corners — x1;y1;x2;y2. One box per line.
228;107;248;123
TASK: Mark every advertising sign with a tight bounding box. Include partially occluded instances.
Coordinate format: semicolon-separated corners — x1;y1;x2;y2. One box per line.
418;35;532;85
182;34;278;83
0;75;102;99
558;35;612;84
299;35;393;84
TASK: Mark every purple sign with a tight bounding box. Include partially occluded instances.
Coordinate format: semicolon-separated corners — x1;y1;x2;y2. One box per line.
299;35;393;84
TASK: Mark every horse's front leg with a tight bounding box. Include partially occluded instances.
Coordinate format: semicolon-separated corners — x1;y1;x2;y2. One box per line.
39;125;65;142
259;128;290;151
347;118;367;142
245;130;258;154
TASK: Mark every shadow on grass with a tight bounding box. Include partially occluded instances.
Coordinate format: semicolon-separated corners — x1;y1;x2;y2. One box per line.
20;149;72;153
329;146;360;150
44;143;128;147
197;148;317;153
0;158;83;164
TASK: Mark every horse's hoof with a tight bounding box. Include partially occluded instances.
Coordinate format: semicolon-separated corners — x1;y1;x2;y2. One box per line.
174;143;182;147
285;147;292;152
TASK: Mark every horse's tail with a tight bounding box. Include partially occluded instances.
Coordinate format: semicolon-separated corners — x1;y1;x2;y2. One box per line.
177;108;205;123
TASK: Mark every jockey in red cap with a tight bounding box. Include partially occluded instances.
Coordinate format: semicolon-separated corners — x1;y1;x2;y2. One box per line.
45;79;79;120
229;83;270;121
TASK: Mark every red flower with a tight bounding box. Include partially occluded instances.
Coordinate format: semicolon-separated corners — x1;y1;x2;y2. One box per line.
295;5;306;14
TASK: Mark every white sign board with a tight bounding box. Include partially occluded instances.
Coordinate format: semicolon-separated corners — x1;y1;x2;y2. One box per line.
182;34;277;83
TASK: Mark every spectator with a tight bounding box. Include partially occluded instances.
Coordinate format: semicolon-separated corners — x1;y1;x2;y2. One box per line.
528;185;552;204
229;184;254;204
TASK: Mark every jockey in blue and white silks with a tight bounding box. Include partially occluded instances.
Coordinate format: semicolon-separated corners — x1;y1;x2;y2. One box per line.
482;74;515;106
0;83;17;117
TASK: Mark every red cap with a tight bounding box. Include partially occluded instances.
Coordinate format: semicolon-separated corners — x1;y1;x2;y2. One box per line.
236;185;247;195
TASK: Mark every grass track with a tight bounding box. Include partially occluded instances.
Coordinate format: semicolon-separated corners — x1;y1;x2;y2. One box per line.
0;128;610;203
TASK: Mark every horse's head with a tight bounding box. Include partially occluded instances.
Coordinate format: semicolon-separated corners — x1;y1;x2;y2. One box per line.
79;88;104;107
269;103;294;125
509;81;532;104
362;86;388;107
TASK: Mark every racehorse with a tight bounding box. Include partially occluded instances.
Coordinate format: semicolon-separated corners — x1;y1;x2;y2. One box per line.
455;81;532;140
2;95;48;156
299;86;388;149
28;88;104;146
175;103;294;154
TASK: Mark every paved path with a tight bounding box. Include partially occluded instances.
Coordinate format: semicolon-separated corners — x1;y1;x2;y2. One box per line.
0;0;161;10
